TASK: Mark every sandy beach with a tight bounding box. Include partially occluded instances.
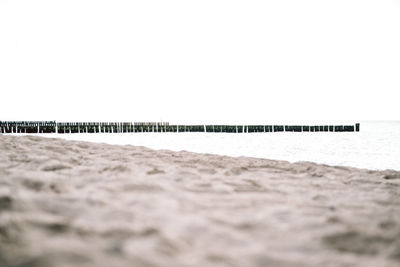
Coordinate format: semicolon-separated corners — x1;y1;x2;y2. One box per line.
0;134;399;267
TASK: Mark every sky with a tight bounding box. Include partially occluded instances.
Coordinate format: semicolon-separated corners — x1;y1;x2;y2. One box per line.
0;0;399;124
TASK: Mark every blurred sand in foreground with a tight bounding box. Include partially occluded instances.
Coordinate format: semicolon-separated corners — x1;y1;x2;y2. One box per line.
0;135;399;267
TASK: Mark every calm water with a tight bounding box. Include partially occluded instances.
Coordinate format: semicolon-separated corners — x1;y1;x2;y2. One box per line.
35;121;400;171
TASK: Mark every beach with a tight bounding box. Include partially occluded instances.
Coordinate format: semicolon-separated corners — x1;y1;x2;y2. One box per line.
0;134;399;267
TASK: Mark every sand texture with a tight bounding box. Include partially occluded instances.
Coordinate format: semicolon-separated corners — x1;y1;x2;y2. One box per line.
0;135;400;267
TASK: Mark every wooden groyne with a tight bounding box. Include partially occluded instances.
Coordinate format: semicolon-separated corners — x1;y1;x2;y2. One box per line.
0;121;360;134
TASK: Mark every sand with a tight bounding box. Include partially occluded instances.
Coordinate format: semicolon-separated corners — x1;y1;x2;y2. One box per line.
0;135;399;267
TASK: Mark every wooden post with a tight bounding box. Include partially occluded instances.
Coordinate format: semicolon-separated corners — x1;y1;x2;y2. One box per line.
334;125;344;132
344;125;354;132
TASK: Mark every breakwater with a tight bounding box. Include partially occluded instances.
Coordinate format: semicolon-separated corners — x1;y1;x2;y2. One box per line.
0;121;360;134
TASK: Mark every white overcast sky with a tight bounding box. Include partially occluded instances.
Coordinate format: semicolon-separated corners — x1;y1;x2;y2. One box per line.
0;0;399;124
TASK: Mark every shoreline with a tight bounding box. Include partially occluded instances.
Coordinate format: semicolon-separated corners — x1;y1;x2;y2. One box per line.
1;135;399;267
4;131;399;172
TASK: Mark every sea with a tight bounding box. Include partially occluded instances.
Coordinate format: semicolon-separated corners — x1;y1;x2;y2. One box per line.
31;121;400;171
